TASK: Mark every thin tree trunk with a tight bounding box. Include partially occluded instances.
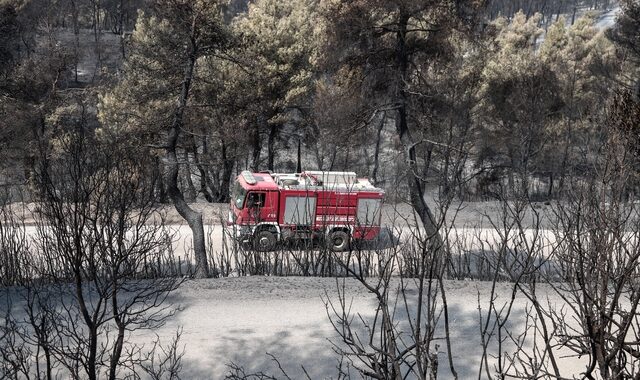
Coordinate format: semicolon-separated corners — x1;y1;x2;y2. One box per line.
118;0;126;59
71;0;80;83
423;145;433;193
219;139;234;203
93;0;102;66
328;146;337;171
75;272;98;380
166;33;208;278
155;157;167;203
343;145;349;169
296;138;302;173
109;289;125;380
556;0;564;21
251;119;262;171
267;123;277;171
183;150;197;202
508;151;516;196
371;111;385;185
311;123;325;170
88;327;98;380
192;136;214;202
393;13;444;256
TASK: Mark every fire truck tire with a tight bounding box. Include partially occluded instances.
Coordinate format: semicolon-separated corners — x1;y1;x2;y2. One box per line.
328;230;350;252
253;230;276;252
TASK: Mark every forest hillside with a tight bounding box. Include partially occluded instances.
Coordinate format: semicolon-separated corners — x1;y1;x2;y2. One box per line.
2;0;640;379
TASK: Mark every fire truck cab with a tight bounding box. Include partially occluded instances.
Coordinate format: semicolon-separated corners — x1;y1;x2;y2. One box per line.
228;170;384;252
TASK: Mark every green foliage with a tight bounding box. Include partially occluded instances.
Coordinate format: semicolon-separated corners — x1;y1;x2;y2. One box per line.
477;13;563;177
232;0;319;124
99;1;230;142
609;0;640;94
0;0;633;202
476;17;550;196
474;11;621;196
99;12;177;139
610;0;640;63
542;15;617;117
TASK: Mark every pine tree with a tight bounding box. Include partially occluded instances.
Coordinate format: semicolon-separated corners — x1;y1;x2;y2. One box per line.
231;0;319;171
476;12;563;197
320;0;481;252
540;16;617;193
99;0;232;278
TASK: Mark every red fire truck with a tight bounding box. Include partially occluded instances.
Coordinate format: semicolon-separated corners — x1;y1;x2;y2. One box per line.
228;170;384;251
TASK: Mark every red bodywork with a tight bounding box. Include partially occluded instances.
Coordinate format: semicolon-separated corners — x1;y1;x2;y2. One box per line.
229;171;384;242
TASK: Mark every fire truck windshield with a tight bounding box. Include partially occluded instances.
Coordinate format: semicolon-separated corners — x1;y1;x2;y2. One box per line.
232;182;247;209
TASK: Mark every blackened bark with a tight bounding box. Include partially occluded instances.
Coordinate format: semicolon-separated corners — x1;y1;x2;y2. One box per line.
423;145;433;193
371;111;385;185
267;123;277;171
296;138;302;173
251;119;262;171
154;157;167;203
218;139;234;203
92;0;102;65
192;136;214;202
108;324;125;380
166;32;209;278
108;289;125;380
393;14;443;252
183;150;197;201
328;147;337;171
118;0;126;59
74;270;98;380
71;0;80;83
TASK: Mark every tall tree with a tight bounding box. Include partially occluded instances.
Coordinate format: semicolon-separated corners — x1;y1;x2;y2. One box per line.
476;12;563;197
310;70;372;173
540;15;617;194
0;4;19;77
189;57;247;202
100;0;231;278
609;0;640;95
232;0;319;171
321;0;480;250
0;1;72;186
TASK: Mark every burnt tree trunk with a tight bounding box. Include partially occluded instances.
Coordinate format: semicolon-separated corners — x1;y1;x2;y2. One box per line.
251;118;263;171
154;156;167;203
183;150;197;201
296;138;302;173
108;288;125;380
371;111;385;185
118;0;126;59
70;0;80;83
393;13;444;255
192;136;214;202
267;123;277;171
165;32;209;278
218;139;234;203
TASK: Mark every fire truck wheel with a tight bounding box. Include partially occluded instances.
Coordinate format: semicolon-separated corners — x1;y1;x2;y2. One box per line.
328;230;350;252
253;230;277;252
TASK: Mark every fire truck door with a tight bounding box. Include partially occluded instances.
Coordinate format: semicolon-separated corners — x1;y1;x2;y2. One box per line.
246;191;277;223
